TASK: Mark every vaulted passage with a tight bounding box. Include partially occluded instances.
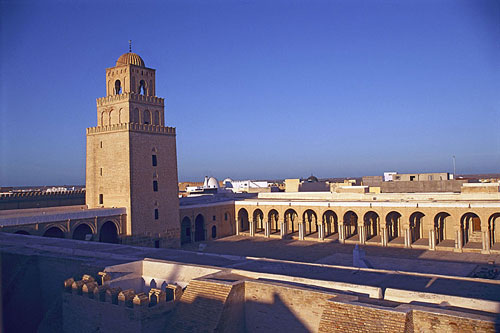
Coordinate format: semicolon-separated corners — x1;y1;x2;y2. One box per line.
238;209;249;232
99;221;118;244
43;227;64;238
194;214;205;242
181;217;191;244
73;224;93;241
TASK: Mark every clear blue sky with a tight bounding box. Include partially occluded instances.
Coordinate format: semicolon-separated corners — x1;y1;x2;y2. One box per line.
0;0;499;186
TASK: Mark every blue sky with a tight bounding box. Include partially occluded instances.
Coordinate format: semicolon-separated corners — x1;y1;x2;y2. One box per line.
0;0;499;186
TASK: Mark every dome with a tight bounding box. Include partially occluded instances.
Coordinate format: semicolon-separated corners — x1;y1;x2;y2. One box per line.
116;52;145;67
207;177;219;189
306;175;319;183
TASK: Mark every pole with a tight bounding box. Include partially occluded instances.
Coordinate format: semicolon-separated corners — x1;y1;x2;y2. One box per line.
453;155;456;178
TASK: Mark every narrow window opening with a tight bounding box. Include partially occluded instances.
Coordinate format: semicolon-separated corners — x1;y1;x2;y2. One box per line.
100;168;102;176
154;208;159;220
115;80;122;94
139;80;146;95
224;213;228;221
212;215;216;221
211;226;217;239
100;141;103;148
152;154;157;166
153;180;158;192
99;194;103;205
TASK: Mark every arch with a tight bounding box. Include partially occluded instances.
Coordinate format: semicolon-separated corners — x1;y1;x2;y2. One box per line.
284;209;298;234
460;212;481;247
99;221;119;244
409;212;425;243
212;226;217;239
102;111;109;126
115;79;122;94
109;109;119;125
14;230;30;235
385;211;401;241
434;212;452;244
43;226;64;238
343;211;358;238
72;223;93;241
322;210;338;236
143;110;151;125
363;211;379;240
154;110;160;125
253;209;264;232
238;208;249;232
268;209;280;232
303;209;318;235
489;213;500;249
181;216;191;245
139;80;146;95
118;108;125;123
132;108;140;123
194;214;205;242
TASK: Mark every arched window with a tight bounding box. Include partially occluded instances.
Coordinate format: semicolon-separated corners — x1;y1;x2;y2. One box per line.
139;80;146;95
144;110;151;125
115;80;122;94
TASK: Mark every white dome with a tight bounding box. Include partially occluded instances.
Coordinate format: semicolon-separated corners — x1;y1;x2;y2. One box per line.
207;177;219;189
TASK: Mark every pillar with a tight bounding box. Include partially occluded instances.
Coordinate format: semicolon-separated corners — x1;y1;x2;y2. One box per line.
249;220;255;237
265;221;271;238
482;231;490;253
429;229;436;250
338;223;345;244
280;221;287;239
299;221;305;240
318;223;325;241
404;229;410;248
358;225;366;244
235;218;240;235
455;228;462;252
382;228;388;247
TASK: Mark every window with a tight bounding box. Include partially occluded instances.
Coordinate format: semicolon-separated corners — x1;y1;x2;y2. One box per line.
212;226;217;239
153;180;158;192
100;168;103;176
115;80;122;94
154;208;159;220
212;215;216;221
152;154;157;166
100;141;103;148
224;213;228;221
99;194;103;205
410;176;416;181
139;80;146;95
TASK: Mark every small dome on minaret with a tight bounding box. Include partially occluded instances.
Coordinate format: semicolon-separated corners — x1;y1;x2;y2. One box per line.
116;52;145;67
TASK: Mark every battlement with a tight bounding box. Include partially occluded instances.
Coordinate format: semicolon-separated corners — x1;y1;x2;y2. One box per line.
0;189;85;199
86;123;176;135
64;272;183;309
96;92;164;106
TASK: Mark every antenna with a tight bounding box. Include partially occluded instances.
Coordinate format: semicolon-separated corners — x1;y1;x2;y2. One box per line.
129;40;132;53
452;155;456;177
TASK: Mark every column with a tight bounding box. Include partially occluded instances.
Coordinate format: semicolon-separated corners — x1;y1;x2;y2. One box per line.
455;228;462;252
280;221;287;239
482;230;490;253
265;221;271;238
249;220;255;237
429;229;435;250
338;223;345;243
382;228;388;247
404;229;410;248
318;223;325;241
235;219;240;235
359;225;366;245
299;221;305;240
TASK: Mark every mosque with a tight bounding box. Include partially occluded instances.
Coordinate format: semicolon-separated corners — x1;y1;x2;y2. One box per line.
1;49;500;332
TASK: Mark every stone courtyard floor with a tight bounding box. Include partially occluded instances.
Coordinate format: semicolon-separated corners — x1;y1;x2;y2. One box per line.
181;235;500;278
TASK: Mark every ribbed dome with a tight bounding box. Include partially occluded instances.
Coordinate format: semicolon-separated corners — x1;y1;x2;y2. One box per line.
116;52;145;67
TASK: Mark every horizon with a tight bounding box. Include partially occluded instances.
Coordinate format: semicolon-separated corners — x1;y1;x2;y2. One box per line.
1;0;499;186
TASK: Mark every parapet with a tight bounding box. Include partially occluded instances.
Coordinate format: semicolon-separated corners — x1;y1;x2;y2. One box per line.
63;272;180;309
86;122;176;135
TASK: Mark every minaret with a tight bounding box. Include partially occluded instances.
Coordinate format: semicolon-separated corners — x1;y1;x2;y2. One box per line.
86;47;180;248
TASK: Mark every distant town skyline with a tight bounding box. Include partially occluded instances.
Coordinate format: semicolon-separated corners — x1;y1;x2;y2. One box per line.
1;0;499;186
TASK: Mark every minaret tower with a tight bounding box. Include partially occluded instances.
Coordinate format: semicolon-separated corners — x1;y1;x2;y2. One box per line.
86;47;180;247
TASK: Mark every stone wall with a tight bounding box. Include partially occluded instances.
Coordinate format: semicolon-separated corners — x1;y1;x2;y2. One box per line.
380;180;467;193
0;190;85;210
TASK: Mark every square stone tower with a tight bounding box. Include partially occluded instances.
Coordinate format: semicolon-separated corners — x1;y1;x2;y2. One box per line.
86;51;180;247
